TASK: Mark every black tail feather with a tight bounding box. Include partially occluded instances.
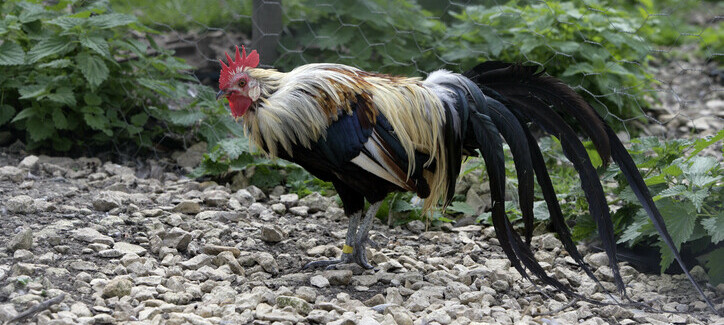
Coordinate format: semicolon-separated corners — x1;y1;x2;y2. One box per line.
465;86;588;299
463;61;719;314
505;95;625;293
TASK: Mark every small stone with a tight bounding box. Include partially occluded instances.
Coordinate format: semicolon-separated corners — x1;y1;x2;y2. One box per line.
70;302;92;317
255;252;279;275
280;194;299;207
13;250;33;262
276;296;312;315
6;195;34;214
289;206;309;217
538;233;562;250
585;252;609;268
491;279;509;292
232;189;255;207
246;186;266;201
203;190;230;207
203;244;241;257
7;228;33;252
0;304;18;322
72;227;114;245
172;200;201;214
260;225;287;243
18;155;39;170
310;275;330;288
70;260;98;272
0;166;24;183
271;203;286;214
294;286;317;303
248;203;267;217
102;277;133;298
215;251;245;275
179;254;213;270
385;306;413;325
162;227;192;251
322;270;353;285
92;191;125;211
406;220;425;234
298;192;331;212
364;294;386;307
113;242;146;256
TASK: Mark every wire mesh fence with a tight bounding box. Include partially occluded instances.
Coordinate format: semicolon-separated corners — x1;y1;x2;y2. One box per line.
108;0;723;142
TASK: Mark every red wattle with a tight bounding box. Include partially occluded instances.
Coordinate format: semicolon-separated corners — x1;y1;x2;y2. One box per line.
228;94;252;118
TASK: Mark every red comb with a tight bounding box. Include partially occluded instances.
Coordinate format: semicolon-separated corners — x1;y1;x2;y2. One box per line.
219;45;259;89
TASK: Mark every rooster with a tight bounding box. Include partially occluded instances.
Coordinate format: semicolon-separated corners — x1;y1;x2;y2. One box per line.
217;46;716;312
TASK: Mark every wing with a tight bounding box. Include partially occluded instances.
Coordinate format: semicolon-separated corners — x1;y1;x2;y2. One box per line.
283;94;433;203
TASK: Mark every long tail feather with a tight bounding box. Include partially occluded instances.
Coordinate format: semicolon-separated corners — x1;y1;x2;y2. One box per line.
505;96;626;293
464;61;719;314
464;86;590;298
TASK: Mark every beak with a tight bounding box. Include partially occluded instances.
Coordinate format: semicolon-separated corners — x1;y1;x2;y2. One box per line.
216;90;226;100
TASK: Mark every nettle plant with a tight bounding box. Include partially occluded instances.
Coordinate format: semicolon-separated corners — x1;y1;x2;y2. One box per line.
0;1;237;152
560;130;724;283
445;0;657;125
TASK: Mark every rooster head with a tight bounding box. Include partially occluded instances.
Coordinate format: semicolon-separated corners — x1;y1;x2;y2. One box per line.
217;45;260;119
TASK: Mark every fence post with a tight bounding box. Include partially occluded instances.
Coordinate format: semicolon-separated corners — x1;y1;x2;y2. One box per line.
252;0;282;66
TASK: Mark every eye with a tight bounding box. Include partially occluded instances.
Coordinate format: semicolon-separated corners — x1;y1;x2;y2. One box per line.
239;80;247;87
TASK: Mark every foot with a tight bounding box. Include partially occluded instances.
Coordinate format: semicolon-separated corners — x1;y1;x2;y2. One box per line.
351;239;375;269
302;253;352;270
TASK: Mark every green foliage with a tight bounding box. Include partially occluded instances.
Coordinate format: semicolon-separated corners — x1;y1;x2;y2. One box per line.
570;130;723;283
0;0;238;152
444;0;658;122
110;0;252;30
277;0;446;75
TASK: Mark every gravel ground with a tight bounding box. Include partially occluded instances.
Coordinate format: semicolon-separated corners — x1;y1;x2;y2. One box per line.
0;148;722;325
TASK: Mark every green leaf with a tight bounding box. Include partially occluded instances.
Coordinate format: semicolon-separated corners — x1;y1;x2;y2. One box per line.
138;78;174;96
47;87;76;107
83;111;110;135
84;93;102;106
653;184;686;201
52;107;69;130
447;201;475;216
80;35;111;58
11;107;35;123
18;3;48;23
75;52;109;88
687;129;724;160
657;198;697;272
86;13;137;29
166;110;205;126
683;190;709;212
217;138;248;160
47;16;85;29
18;85;48;100
0;105;16;125
130;112;148;126
701;213;724;244
26;116;54;141
706;247;724;285
532;201;550;221
0;42;25;65
38;59;72;69
26;37;74;63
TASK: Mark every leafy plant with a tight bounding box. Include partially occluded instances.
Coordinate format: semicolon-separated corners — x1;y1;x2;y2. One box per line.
276;0;446;75
0;0;239;153
570;130;724;283
444;0;660;126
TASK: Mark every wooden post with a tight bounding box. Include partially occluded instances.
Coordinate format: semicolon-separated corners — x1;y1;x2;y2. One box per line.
252;0;282;66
